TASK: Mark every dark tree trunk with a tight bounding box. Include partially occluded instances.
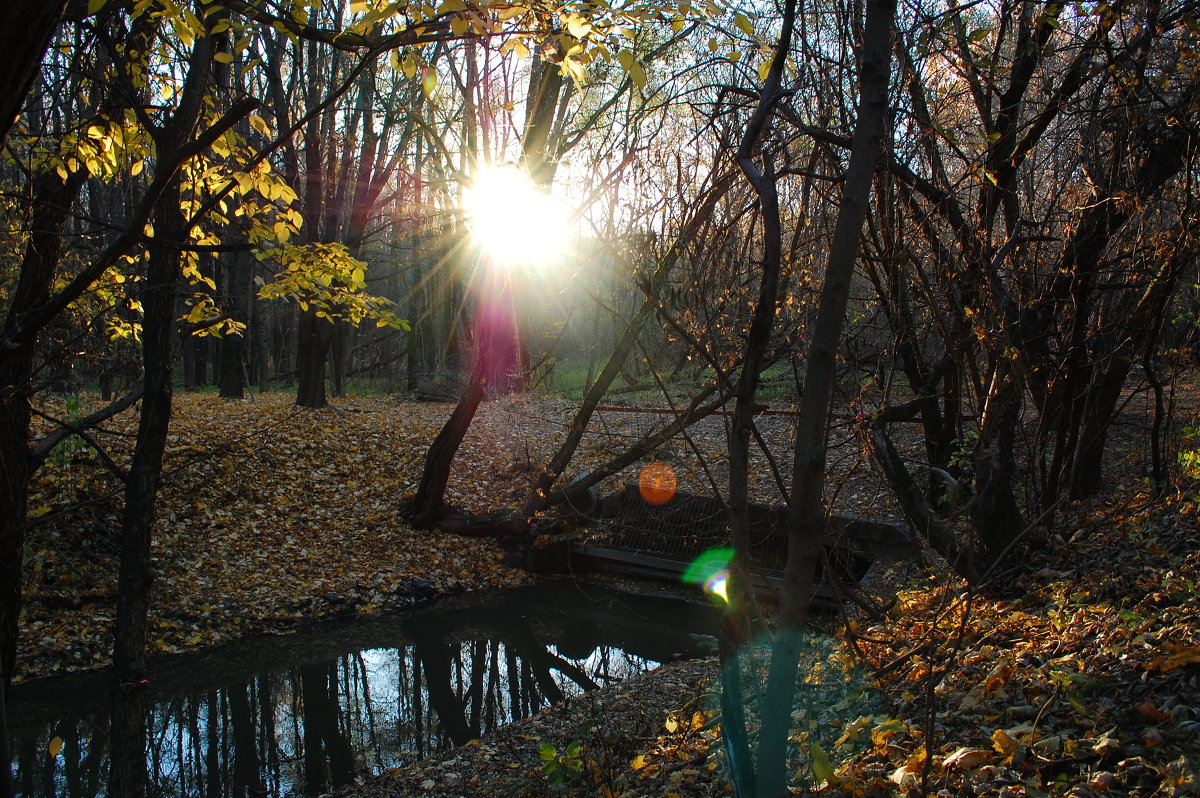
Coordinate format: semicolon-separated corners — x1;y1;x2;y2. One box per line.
0;1;67;149
299;663;354;794
218;252;253;400
722;0;798;787
110;26;223;795
763;0;896;795
784;0;895;619
0;170;80;798
109;167;186;797
190;335;209;387
204;692;220;798
0;672;10;798
329;324;348;398
218;331;244;399
406;360;487;526
521;59;566;186
971;365;1026;576
111;183;182;792
411;630;473;746
1068;357;1130;497
294;90;331;409
251;296;270;389
295;307;333;407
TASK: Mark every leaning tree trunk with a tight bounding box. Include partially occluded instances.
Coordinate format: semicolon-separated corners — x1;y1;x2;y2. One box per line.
761;1;896;795
406;358;487;527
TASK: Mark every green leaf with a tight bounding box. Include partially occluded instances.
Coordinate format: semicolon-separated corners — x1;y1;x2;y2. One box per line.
733;12;754;35
809;741;835;784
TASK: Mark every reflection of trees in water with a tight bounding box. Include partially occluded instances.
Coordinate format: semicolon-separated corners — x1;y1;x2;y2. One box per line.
10;606;678;797
16;716;108;796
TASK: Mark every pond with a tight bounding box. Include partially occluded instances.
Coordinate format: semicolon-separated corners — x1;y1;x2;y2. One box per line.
7;580;719;797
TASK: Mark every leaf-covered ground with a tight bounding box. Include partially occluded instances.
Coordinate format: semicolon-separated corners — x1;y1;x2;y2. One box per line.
18;389;1200;798
835;492;1200;797
20;392;584;681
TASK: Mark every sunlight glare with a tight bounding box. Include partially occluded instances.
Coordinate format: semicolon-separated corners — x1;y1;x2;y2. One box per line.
463;165;571;269
706;573;729;604
681;546;734;605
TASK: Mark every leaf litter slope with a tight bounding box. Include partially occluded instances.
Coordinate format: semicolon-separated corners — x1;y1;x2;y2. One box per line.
20;392;576;681
838;496;1200;798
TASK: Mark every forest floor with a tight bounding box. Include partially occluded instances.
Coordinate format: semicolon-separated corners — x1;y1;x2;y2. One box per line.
17;388;1200;796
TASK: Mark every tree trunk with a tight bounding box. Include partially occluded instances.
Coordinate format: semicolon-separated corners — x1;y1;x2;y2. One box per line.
110;173;185;797
784;0;896;626
971;364;1026;576
189;336;209;387
0;170;80;798
1068;357;1130;497
723;0;798;788
406;359;487;526
251;295;270;389
294;90;330;409
218;251;253;400
110;25;221;795
295;307;333;407
762;1;896;795
0;1;67;149
329;324;348;397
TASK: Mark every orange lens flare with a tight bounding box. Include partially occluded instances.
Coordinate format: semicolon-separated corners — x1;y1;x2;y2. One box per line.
638;461;677;506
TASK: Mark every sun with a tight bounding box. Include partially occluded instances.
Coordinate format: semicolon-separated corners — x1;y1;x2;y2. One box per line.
462;164;572;269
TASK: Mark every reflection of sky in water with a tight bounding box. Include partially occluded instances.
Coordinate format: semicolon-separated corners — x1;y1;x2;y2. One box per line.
10;583;715;797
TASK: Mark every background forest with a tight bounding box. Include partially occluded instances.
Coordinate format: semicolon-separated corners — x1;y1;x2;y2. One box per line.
0;0;1198;796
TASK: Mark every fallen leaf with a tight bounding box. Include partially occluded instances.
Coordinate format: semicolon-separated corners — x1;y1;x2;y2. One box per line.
943;746;990;770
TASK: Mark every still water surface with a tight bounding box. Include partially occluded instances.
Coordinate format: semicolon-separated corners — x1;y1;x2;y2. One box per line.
8;581;718;797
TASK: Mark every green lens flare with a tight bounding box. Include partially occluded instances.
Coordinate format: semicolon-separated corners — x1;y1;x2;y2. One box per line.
682;547;733;601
